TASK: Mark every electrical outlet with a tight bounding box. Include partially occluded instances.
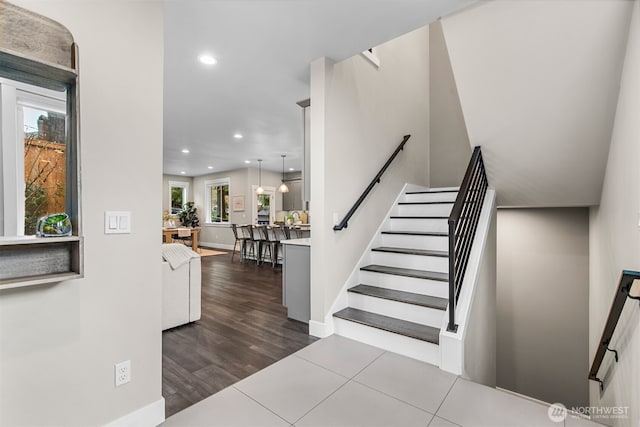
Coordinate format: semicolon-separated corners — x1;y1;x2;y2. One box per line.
115;360;131;386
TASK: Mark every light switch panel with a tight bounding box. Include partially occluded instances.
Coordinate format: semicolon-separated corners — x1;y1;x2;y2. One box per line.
105;211;131;234
119;215;129;230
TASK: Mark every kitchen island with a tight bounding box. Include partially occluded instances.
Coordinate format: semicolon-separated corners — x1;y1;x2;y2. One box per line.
281;238;310;323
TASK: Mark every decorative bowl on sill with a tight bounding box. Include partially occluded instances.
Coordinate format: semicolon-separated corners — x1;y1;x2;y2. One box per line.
36;213;72;237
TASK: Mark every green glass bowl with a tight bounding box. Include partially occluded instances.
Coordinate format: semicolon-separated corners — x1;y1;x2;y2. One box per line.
36;213;72;237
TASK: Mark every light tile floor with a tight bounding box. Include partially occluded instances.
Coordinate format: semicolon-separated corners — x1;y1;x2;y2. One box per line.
163;335;602;427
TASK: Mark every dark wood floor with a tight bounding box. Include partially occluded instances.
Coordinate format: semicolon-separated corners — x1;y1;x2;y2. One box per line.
162;250;317;418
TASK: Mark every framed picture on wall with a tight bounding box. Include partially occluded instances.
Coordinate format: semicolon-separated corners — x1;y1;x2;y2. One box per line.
232;195;245;212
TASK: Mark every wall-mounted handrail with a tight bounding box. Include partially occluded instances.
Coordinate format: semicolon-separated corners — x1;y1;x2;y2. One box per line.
589;270;640;390
447;146;488;332
333;135;411;231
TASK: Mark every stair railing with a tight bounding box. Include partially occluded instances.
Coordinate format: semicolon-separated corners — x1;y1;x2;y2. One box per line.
333;135;411;231
447;146;488;332
589;270;640;390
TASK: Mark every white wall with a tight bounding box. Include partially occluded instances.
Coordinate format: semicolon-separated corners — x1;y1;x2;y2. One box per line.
441;0;632;207
192;167;283;248
428;20;471;188
309;25;430;327
497;208;590;409
0;1;164;426
589;1;640;426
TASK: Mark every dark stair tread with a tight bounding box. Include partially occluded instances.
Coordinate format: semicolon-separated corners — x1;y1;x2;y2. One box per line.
389;216;448;219
360;265;448;282
372;247;448;257
334;308;440;344
381;230;448;237
349;285;448;310
398;201;454;205
405;189;458;194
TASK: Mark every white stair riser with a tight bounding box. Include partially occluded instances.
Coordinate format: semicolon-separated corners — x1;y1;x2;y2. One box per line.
348;293;446;328
388;218;448;233
403;192;458;203
381;234;448;251
394;203;453;217
369;251;448;273
405;185;459;193
359;270;449;298
333;318;440;365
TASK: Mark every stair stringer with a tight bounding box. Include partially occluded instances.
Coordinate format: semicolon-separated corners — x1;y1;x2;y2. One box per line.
439;188;496;385
311;183;414;338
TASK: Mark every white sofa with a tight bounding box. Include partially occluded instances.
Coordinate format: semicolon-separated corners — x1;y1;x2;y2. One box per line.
162;244;202;330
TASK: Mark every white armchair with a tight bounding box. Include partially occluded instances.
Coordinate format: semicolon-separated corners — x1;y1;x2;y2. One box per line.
161;244;202;330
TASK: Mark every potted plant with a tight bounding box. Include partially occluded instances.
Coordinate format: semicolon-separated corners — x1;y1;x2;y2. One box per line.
178;202;200;228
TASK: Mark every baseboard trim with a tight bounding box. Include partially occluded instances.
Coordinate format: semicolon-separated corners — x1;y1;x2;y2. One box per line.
199;241;234;251
103;397;165;427
309;319;333;338
496;387;553;407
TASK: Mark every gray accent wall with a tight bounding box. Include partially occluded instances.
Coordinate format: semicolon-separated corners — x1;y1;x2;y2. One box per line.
497;208;589;408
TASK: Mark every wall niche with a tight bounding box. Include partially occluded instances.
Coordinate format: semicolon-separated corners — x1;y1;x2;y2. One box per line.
0;1;83;289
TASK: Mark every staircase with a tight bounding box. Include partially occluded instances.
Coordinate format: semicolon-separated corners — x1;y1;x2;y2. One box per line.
333;186;458;365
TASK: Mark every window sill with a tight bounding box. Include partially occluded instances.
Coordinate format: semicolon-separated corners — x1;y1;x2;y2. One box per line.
0;235;84;289
204;223;231;228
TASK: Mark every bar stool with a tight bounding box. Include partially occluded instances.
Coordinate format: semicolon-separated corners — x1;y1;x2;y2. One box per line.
231;224;247;262
253;225;269;265
260;226;280;268
290;227;303;239
283;225;292;240
273;225;289;267
240;225;257;262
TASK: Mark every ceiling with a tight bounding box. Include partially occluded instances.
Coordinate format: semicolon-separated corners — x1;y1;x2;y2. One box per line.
163;0;473;177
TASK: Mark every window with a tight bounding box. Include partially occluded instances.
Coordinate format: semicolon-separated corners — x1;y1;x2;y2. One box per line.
168;181;189;214
205;178;230;224
0;77;67;236
0;1;83;288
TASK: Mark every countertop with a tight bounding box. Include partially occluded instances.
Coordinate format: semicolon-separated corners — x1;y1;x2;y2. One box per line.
281;238;311;246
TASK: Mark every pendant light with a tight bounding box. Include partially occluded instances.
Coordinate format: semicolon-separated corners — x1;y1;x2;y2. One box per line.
278;154;289;193
256;159;265;194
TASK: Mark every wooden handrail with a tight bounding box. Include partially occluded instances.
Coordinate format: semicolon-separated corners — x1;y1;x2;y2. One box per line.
589;270;640;390
333;135;411;231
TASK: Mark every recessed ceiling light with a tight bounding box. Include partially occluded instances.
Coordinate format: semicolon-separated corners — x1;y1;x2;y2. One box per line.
244;160;251;164
207;166;213;169
180;171;186;175
289;168;295;171
181;149;190;154
198;54;217;65
234;133;243;139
